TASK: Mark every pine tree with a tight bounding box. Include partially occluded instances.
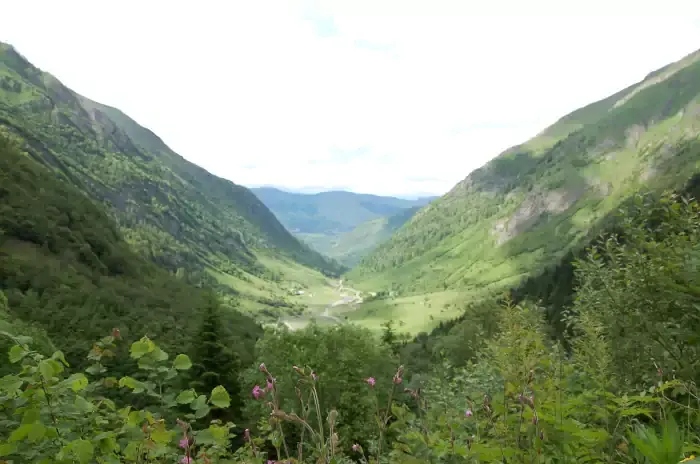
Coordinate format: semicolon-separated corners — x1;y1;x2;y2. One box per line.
189;293;243;422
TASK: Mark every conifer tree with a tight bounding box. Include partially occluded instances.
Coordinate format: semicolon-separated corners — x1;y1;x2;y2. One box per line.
189;292;243;422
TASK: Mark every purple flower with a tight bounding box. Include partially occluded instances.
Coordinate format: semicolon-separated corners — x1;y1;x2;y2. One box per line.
366;377;376;387
179;457;193;464
252;385;264;400
179;437;190;449
267;379;274;391
465;409;473;418
352;443;361;452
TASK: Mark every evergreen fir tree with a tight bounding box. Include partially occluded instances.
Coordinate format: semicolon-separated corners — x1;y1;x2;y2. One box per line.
189;293;243;422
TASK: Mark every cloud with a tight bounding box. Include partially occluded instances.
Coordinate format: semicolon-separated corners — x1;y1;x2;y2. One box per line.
1;1;700;197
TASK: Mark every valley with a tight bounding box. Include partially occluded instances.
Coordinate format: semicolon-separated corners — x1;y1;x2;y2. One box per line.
2;25;700;464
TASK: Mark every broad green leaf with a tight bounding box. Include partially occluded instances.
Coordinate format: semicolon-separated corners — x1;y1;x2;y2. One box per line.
67;373;89;392
38;359;63;381
51;350;69;366
173;353;192;370
74;395;94;413
150;424;173;444
190;394;208;411
70;439;94;464
28;422;46;442
176;389;197;404
129;336;155;359
0;442;17;456
151;346;169;362
118;376;145;394
8;344;26;363
0;375;23;392
195;405;211;419
210;385;231;408
9;423;32;442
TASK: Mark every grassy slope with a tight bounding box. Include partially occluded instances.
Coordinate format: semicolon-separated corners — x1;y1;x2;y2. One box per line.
347;49;700;332
0;42;343;317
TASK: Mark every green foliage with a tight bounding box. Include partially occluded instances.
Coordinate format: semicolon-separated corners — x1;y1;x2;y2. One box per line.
242;323;398;451
0;332;240;463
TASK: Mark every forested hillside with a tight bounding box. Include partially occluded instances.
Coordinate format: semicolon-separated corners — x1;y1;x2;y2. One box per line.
0;134;261;373
349;48;700;303
0;42;342;282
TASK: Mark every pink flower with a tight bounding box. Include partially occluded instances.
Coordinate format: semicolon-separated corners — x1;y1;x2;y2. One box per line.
267;379;274;391
179;457;193;464
366;377;376;387
252;385;265;400
179;437;190;449
352;443;361;452
465;409;473;418
259;363;267;372
393;375;402;385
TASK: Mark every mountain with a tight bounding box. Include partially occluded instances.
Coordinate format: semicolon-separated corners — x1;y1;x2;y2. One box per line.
251;187;436;234
301;206;423;267
0;42;344;315
347;48;700;329
0;134;261;371
251;187;436;265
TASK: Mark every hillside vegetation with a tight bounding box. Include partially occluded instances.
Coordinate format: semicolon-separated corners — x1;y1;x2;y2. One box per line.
0;134;261;372
0;42;342;288
347;48;700;330
252;187;434;265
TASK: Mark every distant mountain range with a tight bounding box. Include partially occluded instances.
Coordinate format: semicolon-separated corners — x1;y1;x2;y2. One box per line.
251;187;437;265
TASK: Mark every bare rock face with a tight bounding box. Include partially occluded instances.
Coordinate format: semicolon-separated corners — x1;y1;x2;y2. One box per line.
492;188;582;245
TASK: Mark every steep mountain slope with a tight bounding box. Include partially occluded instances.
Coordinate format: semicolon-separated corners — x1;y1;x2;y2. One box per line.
0;42;342;290
251;187;436;234
303;206;423;267
348;49;700;322
0;134;261;370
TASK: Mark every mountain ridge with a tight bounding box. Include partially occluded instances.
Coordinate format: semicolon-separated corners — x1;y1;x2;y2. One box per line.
347;46;700;330
0;41;343;285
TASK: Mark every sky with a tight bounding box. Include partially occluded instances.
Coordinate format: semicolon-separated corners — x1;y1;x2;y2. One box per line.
2;1;700;197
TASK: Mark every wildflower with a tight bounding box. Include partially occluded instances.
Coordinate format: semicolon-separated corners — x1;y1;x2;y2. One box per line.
244;428;251;442
366;377;376;387
252;385;265;400
266;376;275;391
352;443;362;452
179;457;193;464
259;363;267;373
393;374;402;384
311;371;318;381
179;437;190;449
465;409;473;418
111;328;121;339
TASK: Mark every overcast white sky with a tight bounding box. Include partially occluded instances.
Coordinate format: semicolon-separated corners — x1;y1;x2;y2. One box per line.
2;1;700;197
